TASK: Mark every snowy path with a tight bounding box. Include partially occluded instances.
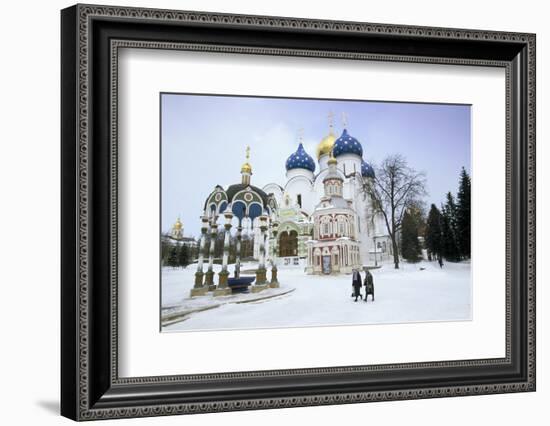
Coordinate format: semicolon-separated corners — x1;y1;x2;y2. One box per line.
162;260;471;332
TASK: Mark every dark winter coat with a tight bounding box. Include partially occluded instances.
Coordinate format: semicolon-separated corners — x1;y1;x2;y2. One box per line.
364;271;374;295
352;271;362;296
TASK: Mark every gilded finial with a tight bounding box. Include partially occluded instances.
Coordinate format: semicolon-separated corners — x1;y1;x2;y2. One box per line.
316;113;337;159
241;145;252;175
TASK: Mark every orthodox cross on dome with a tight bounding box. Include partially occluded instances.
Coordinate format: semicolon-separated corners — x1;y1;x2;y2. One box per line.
241;145;252;185
298;128;304;143
328;111;334;132
341;111;349;128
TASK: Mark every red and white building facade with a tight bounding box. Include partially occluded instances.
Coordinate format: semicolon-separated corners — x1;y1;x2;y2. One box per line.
305;155;363;274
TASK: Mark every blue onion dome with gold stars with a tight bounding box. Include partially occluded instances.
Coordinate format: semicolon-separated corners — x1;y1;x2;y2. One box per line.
333;129;363;158
361;159;375;178
285;143;316;173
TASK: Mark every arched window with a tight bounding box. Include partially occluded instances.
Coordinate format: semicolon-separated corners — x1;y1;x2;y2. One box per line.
338;220;345;236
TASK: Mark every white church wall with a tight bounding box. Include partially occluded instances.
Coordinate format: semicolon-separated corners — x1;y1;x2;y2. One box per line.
284;174;315;213
312;170;327;206
262;183;284;205
342;176;361;200
336;153;362;179
285;168;314;181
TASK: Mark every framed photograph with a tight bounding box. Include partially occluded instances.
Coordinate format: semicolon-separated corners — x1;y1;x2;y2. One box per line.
61;4;536;421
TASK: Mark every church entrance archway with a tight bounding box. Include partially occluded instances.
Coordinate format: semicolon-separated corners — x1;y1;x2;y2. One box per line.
279;230;298;257
322;255;332;274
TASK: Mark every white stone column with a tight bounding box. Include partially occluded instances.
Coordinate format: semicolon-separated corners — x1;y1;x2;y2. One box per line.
234;223;242;278
204;217;218;290
214;210;233;296
258;220;267;271
197;217;209;270
252;215;269;291
190;215;210;296
253;220;261;260
269;221;279;288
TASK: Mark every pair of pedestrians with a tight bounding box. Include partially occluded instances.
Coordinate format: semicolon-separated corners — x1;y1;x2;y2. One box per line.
351;269;375;302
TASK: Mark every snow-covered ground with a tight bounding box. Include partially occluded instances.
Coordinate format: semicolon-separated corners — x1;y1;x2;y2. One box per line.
162;260;471;332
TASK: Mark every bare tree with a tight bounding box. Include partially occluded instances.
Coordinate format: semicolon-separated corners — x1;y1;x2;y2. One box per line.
364;154;427;269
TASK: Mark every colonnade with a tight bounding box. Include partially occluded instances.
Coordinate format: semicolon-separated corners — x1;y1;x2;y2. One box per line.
189;211;280;297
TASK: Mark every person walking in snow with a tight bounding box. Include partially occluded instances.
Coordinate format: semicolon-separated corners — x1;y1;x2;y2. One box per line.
351;269;363;301
364;270;375;302
438;256;444;268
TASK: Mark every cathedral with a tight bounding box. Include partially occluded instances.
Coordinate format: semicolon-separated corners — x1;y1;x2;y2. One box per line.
262;117;392;273
194;115;391;287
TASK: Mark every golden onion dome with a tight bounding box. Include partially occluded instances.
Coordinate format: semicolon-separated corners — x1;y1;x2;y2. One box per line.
174;217;183;230
241;162;252;174
316;131;337;159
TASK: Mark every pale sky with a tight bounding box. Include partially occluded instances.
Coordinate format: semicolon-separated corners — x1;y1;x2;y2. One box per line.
161;94;471;238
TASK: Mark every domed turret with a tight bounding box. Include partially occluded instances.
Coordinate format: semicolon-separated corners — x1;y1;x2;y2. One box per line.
316;131;337;159
241;161;252;174
316;112;337;160
333;129;363;158
285;143;316;173
361;159;375;178
240;146;252;185
171;217;184;240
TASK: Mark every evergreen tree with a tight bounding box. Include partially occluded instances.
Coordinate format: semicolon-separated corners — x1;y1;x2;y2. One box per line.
456;167;471;258
400;209;422;262
160;235;172;266
441;201;460;261
167;244;179;268
445;192;459;242
425;204;443;260
178;243;189;267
